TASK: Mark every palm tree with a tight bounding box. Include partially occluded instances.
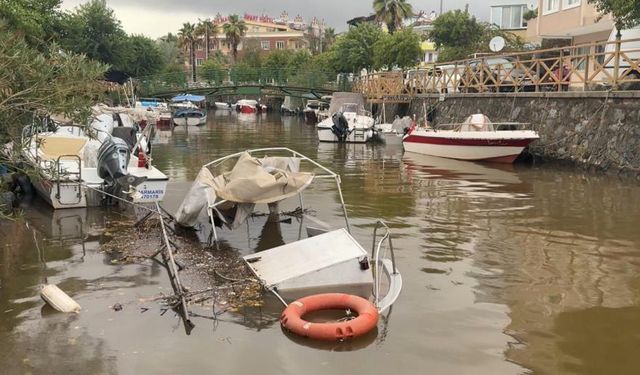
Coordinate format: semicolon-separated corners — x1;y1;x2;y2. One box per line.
222;14;247;63
178;22;197;82
373;0;414;33
196;18;218;60
322;27;336;52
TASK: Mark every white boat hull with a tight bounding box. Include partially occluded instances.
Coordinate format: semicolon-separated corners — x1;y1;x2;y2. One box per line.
317;127;374;143
214;102;231;110
173;115;207;126
403;130;539;163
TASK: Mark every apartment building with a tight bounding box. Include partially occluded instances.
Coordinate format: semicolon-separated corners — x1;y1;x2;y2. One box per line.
526;0;613;45
489;0;537;39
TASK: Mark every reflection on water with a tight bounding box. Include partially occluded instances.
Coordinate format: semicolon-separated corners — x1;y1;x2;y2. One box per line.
1;111;640;374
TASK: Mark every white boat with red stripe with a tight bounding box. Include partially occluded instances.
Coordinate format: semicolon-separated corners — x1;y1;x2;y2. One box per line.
403;114;539;163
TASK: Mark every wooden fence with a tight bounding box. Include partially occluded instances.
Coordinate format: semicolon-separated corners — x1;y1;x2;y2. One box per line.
354;37;640;101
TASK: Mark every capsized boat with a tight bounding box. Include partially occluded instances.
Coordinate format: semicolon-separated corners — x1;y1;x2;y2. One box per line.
316;93;376;143
21;114;168;209
174;147;401;313
403;114;539;163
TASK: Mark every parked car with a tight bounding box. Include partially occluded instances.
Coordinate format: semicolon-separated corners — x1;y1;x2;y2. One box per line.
461;57;533;92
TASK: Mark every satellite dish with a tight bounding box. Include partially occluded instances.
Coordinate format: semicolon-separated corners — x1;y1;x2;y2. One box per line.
489;36;506;52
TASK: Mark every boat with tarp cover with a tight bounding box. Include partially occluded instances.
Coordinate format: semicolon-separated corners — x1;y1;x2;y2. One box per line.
174;147;402;313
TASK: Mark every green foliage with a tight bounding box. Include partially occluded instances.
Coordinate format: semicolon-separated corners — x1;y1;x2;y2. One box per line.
0;28;107;143
430;9;483;49
431;10;525;61
373;0;414;33
588;0;640;31
58;0;165;77
374;28;421;69
223;14;248;62
331;23;384;72
230;61;259;83
195;18;218;59
523;8;538;21
238;39;263;67
120;35;164;77
0;0;64;45
162;64;188;86
178;22;196;81
199;59;225;84
156;36;180;67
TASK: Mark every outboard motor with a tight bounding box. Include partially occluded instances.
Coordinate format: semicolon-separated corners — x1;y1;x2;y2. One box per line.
97;137;146;198
331;112;350;142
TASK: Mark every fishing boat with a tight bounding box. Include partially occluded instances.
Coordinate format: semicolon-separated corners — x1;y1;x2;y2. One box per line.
21;114;168;209
171;94;207;126
316;96;332;122
316;93;376;143
403;114;539;163
376;116;412;146
174;148;402;313
280;96;300;115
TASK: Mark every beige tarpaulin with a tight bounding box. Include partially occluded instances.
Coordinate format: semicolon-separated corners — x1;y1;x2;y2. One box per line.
175;152;314;228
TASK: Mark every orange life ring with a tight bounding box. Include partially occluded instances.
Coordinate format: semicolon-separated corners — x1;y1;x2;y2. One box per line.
280;293;379;341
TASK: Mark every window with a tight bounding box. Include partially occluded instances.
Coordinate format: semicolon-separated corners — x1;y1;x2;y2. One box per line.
563;0;580;9
276;41;285;49
196;58;204;66
196;43;203;51
261;41;270;50
491;5;526;29
544;0;559;14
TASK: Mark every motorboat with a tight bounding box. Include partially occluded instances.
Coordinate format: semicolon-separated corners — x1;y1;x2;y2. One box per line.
316;93;376;143
174;148;402;313
173;108;207;126
171;94;207;126
316;96;332;122
403;114;539;163
281;96;301;115
303;100;321;123
236;99;258;114
214;102;232;110
21;114;168;209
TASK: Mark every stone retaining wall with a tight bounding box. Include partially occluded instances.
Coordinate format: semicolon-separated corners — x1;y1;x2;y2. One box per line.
380;92;640;175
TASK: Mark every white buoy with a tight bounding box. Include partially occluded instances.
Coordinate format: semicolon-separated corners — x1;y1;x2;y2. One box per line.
40;284;81;313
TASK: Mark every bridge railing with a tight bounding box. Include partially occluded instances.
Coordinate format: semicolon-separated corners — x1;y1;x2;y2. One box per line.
354;37;640;99
138;68;350;96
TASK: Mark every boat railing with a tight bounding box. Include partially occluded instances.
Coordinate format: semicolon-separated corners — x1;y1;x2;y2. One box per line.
371;220;401;313
204;147;351;242
434;122;532;131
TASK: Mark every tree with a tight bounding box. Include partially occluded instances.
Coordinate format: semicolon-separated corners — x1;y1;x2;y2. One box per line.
322;27;337;52
0;0;64;46
374;28;422;70
121;35;164;77
157;34;181;67
0;27;107;143
62;0;128;69
195;18;218;60
588;0;640;37
331;23;384;73
199;59;226;84
178;22;197;82
430;9;523;61
373;0;414;33
223;14;247;63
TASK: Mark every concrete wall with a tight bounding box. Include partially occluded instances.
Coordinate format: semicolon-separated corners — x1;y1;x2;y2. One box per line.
401;92;640;175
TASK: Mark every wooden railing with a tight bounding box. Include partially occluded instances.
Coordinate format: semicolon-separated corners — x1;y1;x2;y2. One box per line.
354;37;640;100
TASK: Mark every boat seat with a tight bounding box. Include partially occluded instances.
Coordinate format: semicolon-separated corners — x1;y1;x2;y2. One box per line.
38;136;87;160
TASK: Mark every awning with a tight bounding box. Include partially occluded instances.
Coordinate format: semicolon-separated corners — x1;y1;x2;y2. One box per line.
171;94;206;102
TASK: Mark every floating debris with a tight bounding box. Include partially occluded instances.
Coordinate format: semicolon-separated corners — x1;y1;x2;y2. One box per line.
40;284;81;313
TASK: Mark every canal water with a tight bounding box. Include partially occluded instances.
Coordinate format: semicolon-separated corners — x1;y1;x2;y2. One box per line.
1;111;640;374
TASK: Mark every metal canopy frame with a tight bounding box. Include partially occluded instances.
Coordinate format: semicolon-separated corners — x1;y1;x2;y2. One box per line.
203;147;351;244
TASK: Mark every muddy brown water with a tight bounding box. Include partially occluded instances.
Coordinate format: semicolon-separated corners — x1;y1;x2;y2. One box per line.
1;111;640;374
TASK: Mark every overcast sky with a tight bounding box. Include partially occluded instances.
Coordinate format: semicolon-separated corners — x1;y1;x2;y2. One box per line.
60;0;491;39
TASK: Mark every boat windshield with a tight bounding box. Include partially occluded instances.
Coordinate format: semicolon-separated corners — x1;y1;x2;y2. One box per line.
340;103;358;113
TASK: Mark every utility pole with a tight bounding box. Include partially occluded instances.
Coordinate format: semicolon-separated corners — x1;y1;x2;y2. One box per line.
439;0;443;15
